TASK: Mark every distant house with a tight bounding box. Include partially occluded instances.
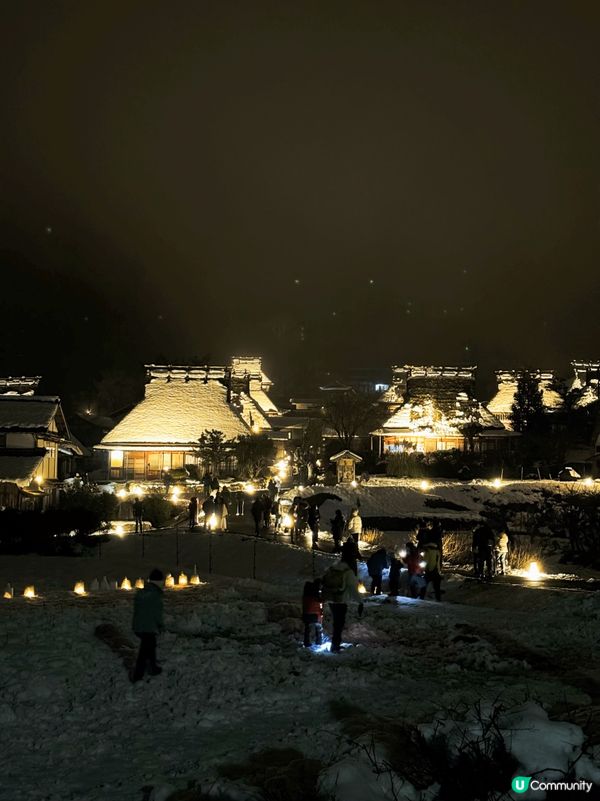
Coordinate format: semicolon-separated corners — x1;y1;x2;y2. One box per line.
487;370;563;429
96;361;280;481
0;377;82;509
372;365;512;455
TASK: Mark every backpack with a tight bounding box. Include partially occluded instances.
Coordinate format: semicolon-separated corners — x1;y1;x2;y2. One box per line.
321;565;346;602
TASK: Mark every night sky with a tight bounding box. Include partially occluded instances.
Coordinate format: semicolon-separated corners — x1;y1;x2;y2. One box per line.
2;1;599;400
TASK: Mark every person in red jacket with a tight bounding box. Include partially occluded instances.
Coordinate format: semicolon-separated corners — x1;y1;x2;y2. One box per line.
403;541;426;599
302;579;323;647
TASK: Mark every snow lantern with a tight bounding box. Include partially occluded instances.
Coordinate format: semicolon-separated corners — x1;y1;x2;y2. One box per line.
527;562;542;581
244;483;256;495
90;578;100;591
135;578;144;589
178;572;188;587
282;514;293;529
190;564;200;585
208;514;218;530
114;524;125;537
492;478;503;489
3;583;13;599
120;577;132;591
419;479;430;491
357;582;367;594
164;573;175;588
73;581;86;596
23;585;36;599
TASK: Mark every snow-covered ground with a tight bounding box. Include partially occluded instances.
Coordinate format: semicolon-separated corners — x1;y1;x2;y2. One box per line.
1;521;599;801
283;477;600;524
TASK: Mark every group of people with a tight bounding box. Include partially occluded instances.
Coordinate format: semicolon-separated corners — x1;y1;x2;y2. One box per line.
471;522;510;580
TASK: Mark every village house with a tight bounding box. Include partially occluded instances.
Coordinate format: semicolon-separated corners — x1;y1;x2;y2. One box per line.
96;359;281;481
487;369;564;428
372;365;513;455
0;377;82;509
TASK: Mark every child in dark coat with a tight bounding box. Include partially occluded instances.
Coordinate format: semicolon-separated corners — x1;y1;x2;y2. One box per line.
302;579;323;647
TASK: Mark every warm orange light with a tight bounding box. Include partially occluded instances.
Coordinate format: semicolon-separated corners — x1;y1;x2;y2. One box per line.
135;578;144;589
23;585;36;599
178;572;188;587
120;577;132;591
73;581;86;596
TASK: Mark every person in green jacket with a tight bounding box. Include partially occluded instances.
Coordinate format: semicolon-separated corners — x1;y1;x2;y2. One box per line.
132;568;165;682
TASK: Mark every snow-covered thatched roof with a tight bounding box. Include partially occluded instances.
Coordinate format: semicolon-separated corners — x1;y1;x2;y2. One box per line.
488;370;563;425
0;452;45;486
97;378;254;450
0;396;61;431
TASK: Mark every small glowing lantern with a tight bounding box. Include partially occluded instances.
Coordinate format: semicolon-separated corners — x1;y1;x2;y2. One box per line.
171;488;180;501
114;524;125;536
190;573;200;586
419;480;430;491
135;578;144;589
120;577;132;591
358;582;367;594
350;480;358;488
244;483;255;495
209;513;218;530
23;585;36;599
492;478;503;489
3;583;13;599
73;581;86;596
132;485;144;497
582;477;594;488
117;488;128;499
178;572;188;587
164;573;175;588
282;514;293;529
399;549;407;559
527;562;541;581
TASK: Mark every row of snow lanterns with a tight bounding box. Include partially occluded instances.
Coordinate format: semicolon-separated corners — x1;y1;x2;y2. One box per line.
3;567;204;600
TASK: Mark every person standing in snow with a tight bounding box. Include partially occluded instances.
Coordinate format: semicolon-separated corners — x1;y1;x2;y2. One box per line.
251;495;264;536
188;496;198;530
330;509;345;553
235;487;245;516
494;529;509;575
422;541;442;601
366;547;389;595
388;545;404;596
341;535;363;576
308;503;320;549
132;497;144;534
132;568;165;682
262;493;273;530
217;493;228;532
202;474;212;498
302;579;323;647
321;555;364;653
404;541;426;599
210;476;220;492
202;494;215;530
472;523;495;580
346;508;362;540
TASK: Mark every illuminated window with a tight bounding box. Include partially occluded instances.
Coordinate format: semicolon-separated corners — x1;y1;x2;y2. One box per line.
110;450;124;468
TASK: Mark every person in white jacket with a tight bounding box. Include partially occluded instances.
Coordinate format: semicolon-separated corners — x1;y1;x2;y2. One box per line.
322;556;364;652
346;508;362;538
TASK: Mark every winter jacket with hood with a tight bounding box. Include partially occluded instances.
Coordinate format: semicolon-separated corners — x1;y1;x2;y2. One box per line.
495;532;509;554
347;511;362;536
324;560;363;604
132;581;164;634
